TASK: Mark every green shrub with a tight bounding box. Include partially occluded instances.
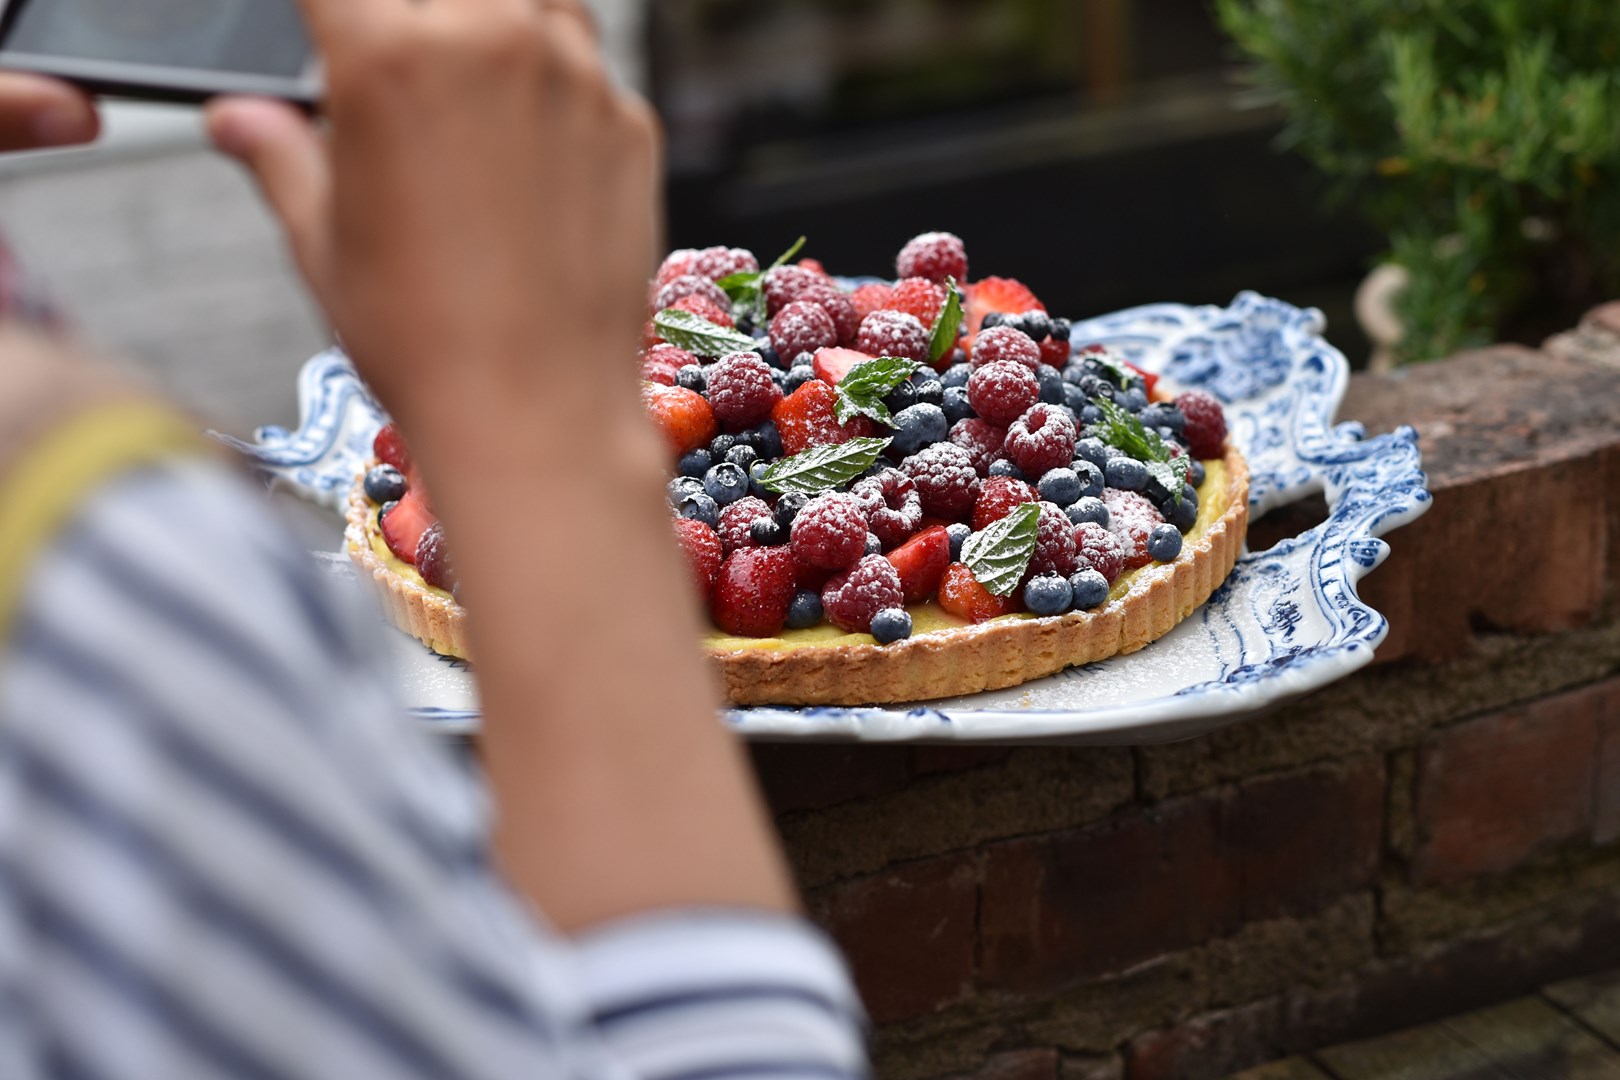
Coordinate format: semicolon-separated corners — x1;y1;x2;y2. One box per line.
1216;0;1620;361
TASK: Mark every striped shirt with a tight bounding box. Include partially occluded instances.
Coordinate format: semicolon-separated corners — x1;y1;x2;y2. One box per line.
0;458;867;1080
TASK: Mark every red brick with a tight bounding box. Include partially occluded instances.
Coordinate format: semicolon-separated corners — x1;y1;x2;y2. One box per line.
981;760;1384;991
1126;998;1285;1080
1596;684;1620;845
948;1049;1060;1080
808;852;979;1023
1413;685;1603;885
751;744;909;814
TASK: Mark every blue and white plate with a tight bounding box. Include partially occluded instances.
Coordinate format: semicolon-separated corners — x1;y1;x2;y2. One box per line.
219;292;1429;745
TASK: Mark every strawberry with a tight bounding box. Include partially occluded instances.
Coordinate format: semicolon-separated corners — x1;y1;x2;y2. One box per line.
640;356;681;386
672;517;723;597
380;488;437;566
771;379;876;455
642;383;717;457
885;526;951;604
811;346;875;385
850;282;898;322
373;424;413;478
965;277;1046;337
937;562;1019;623
1126;361;1160;398
712;547;798;637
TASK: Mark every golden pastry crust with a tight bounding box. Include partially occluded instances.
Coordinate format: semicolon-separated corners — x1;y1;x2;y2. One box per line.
344;487;473;660
708;444;1249;706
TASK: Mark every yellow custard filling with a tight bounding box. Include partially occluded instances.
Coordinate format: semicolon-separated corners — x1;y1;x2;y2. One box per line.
706;458;1231;652
357;459;1232;650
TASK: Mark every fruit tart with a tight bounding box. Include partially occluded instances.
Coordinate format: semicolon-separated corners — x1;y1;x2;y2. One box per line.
347;231;1249;707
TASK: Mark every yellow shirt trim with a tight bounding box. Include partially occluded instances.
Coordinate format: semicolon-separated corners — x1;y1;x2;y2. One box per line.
0;400;202;638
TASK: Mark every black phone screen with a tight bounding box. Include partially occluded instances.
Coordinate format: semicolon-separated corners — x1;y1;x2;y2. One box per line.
5;0;310;77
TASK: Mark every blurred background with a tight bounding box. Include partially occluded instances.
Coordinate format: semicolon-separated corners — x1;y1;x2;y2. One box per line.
7;0;1616;434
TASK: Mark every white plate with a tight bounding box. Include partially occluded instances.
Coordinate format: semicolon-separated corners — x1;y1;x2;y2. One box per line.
217;292;1429;745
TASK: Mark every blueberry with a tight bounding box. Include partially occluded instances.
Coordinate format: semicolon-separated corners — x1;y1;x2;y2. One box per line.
1077;404;1103;426
1050;317;1072;342
1078;373;1107;397
1147;523;1183;562
668;475;704;508
1073;458;1105;498
774;491;809;529
1069;569;1110;610
676;365;707;393
1023;573;1073;616
786;590;824;630
709;433;738;459
1066;496;1110;527
1104;456;1148;491
725;444;759;471
703;462;749;506
1162;489;1199;531
946;521;971;561
890;404;948;457
1020;311;1052;342
769;368;790;391
988;459;1025;480
870;607;913;644
756;343;782;369
378;498;399;523
363;464;408;504
1120;386;1148;412
882;380;918;415
941;362;973;388
752;421;784;460
677;448;712;479
981;311;1004;330
942;385;976;424
1140;402;1184;433
1144;470;1174;505
1188;459;1207;488
1062;384;1089;415
1037;467;1082;507
913;379;945;408
864;532;883;556
748;460;774;500
1036;364;1065;405
791;350;817;370
678;491;720;529
750;517;786;547
784;368;817;393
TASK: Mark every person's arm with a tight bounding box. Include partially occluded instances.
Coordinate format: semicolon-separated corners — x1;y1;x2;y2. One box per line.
207;0;796;931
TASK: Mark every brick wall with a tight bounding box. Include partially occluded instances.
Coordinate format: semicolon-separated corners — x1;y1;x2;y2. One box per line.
750;305;1620;1080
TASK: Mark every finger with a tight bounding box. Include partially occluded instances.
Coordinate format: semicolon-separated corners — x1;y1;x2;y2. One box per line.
206;97;332;281
289;0;395;54
0;73;98;152
537;0;602;66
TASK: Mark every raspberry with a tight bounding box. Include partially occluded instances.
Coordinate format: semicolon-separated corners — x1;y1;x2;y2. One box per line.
849;468;923;550
706;352;783;430
949;418;1007;477
1102;489;1167;571
1029;502;1079;579
972;476;1037;531
1039;336;1070;367
763;264;826;315
799;258;828;275
415;522;456;591
644;343;698;370
790;493;869;571
821;555;906;634
937;562;1018;623
639;356;680;386
654;274;729;314
670;293;734;329
655;249;699;288
856;310;931;366
1074;522;1126;584
1176;390;1228;460
889;278;947;329
896;231;969;284
771;380;875;455
967;361;1040;427
970;326;1042;371
850;282;898;322
712;547;798;637
900;442;980;520
797;284;860;344
718;496;774;554
1004;404;1077;479
692;246;759;282
771;301;838;363
673;517;723;595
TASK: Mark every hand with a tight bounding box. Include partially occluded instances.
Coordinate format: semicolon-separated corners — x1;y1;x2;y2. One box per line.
0;73;98;151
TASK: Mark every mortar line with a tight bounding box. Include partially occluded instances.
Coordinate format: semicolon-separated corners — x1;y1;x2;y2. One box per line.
1538;988;1620;1055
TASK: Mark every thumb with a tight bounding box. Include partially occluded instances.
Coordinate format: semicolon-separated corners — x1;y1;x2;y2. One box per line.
207;97;332;291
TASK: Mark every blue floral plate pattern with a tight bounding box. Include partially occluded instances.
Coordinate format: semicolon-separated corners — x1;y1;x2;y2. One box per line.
219;292;1428;745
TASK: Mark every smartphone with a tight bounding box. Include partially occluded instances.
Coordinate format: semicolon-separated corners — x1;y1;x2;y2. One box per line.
0;0;318;106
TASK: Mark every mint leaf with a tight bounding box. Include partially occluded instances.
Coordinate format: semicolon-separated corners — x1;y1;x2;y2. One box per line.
1088;349;1138;390
653;309;759;357
929;277;965;365
834;357;920;427
760;437;892;496
1145;457;1193;506
960;503;1041;597
715;270;761;305
1093;399;1191;505
768;236;807;272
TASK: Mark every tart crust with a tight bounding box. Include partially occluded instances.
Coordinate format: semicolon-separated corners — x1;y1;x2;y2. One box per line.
346;443;1249;707
709;444;1249;706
